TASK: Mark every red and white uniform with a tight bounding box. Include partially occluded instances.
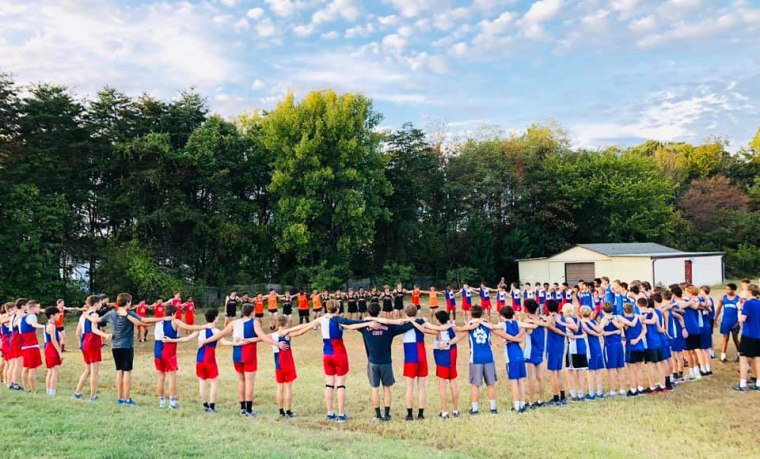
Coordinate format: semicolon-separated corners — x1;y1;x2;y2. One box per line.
172;297;183;320
196;328;219;379
272;333;296;383
44;326;62;368
402;319;428;378
320;317;348;376
80;311;102;364
154;321;179;373
20;314;42;369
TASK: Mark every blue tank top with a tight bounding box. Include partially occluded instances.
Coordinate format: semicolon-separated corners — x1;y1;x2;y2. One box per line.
624;315;645;351
567;317;588;355
603;319;622;345
721;295;740;324
547;315;566;352
644;311;661;349
585;319;602;356
468;324;493;364
503;320;524;363
524;324;545;360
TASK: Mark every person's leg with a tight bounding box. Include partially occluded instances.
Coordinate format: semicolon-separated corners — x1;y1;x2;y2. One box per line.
738;355;749;385
28;368;37;392
324;374;335;413
123;371;132;400
210;378;219;404
336;374;347;415
90;363;100;398
237;372;245;411
116;370;124;400
371;387;380;408
525;364;535;403
510;379;519;408
383;385;392;411
284;382;293;412
276;383;284;410
731;331;741;355
75;365;90;394
245;372;255;402
471;384;480;408
437;378;448;414
52;366;59;393
404;377;414;414
418;377;426;411
450;379;460;413
156;372;166;399
45;368;51;392
168;372;177;399
13;357;23;386
199;378;207;404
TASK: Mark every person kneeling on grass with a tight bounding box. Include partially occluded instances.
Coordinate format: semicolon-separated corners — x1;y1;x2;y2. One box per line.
43;306;63;396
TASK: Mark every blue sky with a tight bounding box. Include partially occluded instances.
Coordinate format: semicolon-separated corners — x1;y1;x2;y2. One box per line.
1;0;758;149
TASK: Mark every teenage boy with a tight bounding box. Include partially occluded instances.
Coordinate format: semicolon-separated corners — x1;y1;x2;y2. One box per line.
734;284;760;391
43;307;63;396
270;315;313;418
716;283;741;362
523;299;546;408
337;302;413;422
86;293;169;405
20;300;45;392
73;295;112;401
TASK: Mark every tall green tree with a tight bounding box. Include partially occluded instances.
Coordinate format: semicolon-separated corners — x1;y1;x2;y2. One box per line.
263;91;391;282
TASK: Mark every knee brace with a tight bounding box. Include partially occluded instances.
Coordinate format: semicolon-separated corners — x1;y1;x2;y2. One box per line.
325;384;335;390
336;385;346;390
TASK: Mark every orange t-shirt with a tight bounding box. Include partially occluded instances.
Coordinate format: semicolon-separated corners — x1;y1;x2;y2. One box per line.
312;294;323;309
54;305;65;328
255;298;264;315
429;291;438;307
411;289;421;306
297;294;309;310
268;293;278;311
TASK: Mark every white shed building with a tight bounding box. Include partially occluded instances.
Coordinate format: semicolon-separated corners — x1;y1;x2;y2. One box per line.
518;243;724;287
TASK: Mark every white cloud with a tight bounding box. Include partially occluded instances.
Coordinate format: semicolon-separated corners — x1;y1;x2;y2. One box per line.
293;23;315;36
433;7;471;31
0;1;235;96
479;11;516;36
345;23;376;38
251;79;265;90
313;0;360;25
610;0;640;13
629;14;656;32
233;18;249;32
521;0;563;25
256;17;279;37
378;15;399;26
450;42;468;57
218;0;240;7
265;0;304;18
382;33;407;53
383;0;438;18
246;8;265;20
397;25;413;37
322;30;340;40
637;13;738;47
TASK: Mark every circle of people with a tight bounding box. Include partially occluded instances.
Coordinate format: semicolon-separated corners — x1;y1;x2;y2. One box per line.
1;276;759;422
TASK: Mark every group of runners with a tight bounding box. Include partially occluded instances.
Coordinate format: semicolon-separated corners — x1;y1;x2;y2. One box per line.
1;275;759;422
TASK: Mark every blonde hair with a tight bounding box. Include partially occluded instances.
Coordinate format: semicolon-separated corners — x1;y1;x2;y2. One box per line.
579;306;592;318
562;304;575;317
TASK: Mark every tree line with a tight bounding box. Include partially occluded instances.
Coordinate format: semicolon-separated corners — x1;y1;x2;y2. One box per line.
1;73;759;305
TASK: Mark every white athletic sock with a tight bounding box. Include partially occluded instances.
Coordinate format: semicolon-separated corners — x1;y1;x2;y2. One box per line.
570;389;576;397
740;379;747;388
597;386;603;396
327;411;335;416
630;387;636;392
638;386;644;392
705;363;711;372
519;401;526;410
588;385;594;395
658;383;665;389
472;402;479;412
578;389;584;397
441;411;448;417
721;353;726;360
513;401;520;410
489;400;497;410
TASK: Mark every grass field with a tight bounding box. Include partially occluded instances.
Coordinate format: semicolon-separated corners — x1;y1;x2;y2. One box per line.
1;296;759;458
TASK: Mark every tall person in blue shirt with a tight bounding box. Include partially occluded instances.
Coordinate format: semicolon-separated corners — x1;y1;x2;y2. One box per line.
544;299;573;405
716;283;741;362
618;301;647;396
523;299;547;408
338;302;413;422
497;305;537;412
562;304;590;401
733;283;760;391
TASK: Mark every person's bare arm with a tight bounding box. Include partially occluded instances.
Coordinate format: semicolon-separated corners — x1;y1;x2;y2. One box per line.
491;327;523;342
164;331;198;343
342;321;377;330
47;323;63;357
254;320;286;348
411;320;440;336
173;319;214;331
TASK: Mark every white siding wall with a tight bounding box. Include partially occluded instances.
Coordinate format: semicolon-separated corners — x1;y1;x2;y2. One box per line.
653;256;724;286
518;260;550;284
610;257;653;284
653;258;686;286
550;246;609;262
692;255;724;285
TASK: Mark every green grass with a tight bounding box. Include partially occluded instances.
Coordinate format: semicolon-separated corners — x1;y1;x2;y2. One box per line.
1;296;759;458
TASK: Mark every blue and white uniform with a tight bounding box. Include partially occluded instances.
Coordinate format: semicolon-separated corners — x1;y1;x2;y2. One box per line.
503;320;526;380
603;319;624;369
546;315;565;371
719;295;740;335
524;322;545;365
584;319;604;371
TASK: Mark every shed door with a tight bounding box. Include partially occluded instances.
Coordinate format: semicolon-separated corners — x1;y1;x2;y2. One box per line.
565;263;595;286
684;260;693;284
